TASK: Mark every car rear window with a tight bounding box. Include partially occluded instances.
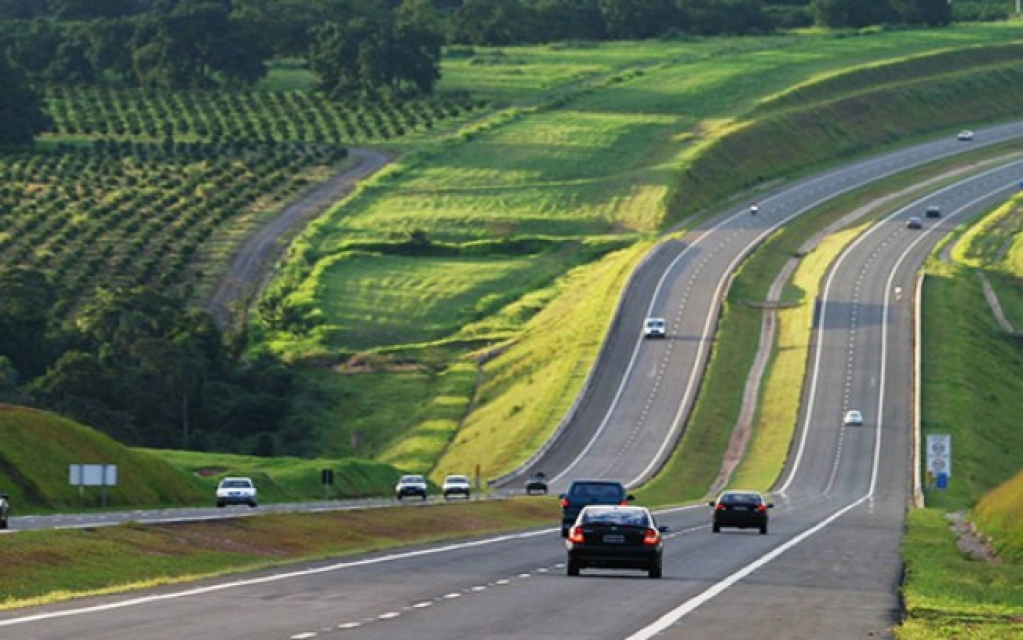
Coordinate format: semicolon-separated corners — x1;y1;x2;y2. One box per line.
721;493;760;504
583;509;649;527
570;483;625;500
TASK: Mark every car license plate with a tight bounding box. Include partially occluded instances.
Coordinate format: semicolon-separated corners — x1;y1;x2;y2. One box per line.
603;534;624;544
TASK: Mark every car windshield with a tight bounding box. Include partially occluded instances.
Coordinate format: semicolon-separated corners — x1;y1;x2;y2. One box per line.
221;480;251;488
446;476;468;484
401;475;424;483
582;508;648;527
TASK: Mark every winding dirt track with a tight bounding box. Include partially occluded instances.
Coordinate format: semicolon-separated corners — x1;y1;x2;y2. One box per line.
206;148;390;327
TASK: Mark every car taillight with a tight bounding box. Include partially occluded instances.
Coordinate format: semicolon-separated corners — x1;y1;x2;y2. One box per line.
620;500;629;506
560;498;570;508
715;504;727;511
643;528;660;545
756;504;768;513
568;527;585;544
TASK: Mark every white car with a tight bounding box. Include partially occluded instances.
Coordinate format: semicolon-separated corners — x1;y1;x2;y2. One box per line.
843;410;864;427
643;317;667;338
215;477;258;507
395;474;428;500
442;475;472;499
957;130;974;141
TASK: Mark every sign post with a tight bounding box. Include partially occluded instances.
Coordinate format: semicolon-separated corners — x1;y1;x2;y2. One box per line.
925;434;951;490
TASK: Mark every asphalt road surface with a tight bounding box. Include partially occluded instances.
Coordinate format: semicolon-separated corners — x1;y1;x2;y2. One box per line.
3;132;1023;639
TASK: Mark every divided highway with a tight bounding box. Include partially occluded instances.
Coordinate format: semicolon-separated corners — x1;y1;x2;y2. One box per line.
3;130;1023;639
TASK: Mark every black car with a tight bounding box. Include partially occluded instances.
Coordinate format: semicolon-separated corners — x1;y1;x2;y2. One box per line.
925;205;941;219
709;490;773;534
559;480;633;537
565;505;667;578
525;472;548;495
0;492;8;529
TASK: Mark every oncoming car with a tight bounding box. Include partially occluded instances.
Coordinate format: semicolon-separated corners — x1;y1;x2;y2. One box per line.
0;492;9;529
395;474;428;501
565;505;667;578
906;216;923;230
642;317;666;339
525;472;548;495
442;475;472;499
925;205;941;219
957;130;974;141
215;477;258;508
709;490;772;534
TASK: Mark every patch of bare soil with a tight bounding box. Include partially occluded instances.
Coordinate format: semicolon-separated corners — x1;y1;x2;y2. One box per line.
946;511;1000;563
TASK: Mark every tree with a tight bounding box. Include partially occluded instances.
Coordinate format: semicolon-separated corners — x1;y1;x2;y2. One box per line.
0;268;58;378
308;8;442;98
599;0;678;39
891;0;952;26
677;0;772;35
811;0;895;28
449;0;536;45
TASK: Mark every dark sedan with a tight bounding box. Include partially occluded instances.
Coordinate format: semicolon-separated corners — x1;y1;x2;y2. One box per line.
0;492;8;529
565;505;667;578
709;490;773;534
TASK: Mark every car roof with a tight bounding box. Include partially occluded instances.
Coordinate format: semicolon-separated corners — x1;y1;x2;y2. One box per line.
645;317;665;323
445;475;469;481
400;474;425;481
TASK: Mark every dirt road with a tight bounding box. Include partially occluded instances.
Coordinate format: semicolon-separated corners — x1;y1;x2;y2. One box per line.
206;148;389;328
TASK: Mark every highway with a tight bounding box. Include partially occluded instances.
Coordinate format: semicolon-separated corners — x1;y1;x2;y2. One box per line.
2;133;1022;639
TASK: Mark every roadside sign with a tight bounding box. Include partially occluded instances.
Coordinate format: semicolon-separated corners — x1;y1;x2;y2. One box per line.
926;434;951;487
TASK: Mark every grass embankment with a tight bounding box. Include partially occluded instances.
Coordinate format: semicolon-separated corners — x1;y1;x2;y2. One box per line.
0;498;558;609
259;25;1023;484
898;193;1023;639
0;405;405;513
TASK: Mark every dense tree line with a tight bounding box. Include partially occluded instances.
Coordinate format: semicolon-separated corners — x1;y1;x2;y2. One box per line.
0;267;297;455
0;0;995;102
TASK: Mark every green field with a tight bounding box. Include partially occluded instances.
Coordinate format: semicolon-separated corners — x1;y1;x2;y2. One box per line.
259;24;1023;480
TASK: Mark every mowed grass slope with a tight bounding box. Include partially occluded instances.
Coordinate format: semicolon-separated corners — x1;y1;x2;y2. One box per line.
898;193;1023;639
261;24;1023;481
0;404;405;512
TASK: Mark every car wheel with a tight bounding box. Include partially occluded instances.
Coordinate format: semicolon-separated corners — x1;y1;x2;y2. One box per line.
0;519;7;530
566;559;580;577
649;565;662;579
217;501;225;508
712;523;720;533
396;495;403;501
760;523;768;535
249;501;258;508
421;494;427;501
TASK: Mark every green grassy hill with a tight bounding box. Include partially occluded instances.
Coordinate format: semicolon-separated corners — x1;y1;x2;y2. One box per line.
0;404;205;510
0;404;405;512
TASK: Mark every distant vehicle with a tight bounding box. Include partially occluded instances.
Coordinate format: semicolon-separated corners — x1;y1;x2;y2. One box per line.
0;492;9;529
395;474;428;501
525;472;549;495
906;217;923;229
559;480;633;537
749;203;759;215
215;477;258;508
843;409;864;427
957;130;974;141
643;317;667;339
709;490;772;534
442;475;472;500
925;205;941;219
565;505;667;578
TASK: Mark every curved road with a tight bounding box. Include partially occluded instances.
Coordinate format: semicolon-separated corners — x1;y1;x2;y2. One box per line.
503;123;1023;495
3;135;1022;639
